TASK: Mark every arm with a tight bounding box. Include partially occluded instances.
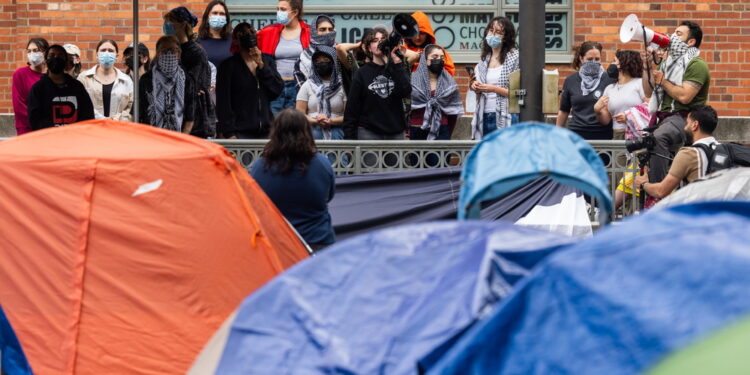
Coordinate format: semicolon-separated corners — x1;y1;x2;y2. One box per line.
343;71;363;139
295;100;318;125
593;95;612;126
27;85;45;130
556;82;571;127
387;61;412;99
138;75;150;124
555;111;569;127
182;74;196;133
658;77;702;105
258;54;284;101
336;43;360;70
11;70;28;121
637;173;680;199
78;84;96;121
119;83;134;122
215;61;236;138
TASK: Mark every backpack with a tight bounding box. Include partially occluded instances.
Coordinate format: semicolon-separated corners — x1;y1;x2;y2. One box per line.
692;142;750;175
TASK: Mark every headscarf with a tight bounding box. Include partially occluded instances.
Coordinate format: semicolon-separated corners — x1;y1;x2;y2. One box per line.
296;15;337;85
169;6;198;27
410;45;464;140
579;61;605;96
150;52;185;132
307;46;342;140
470;48;520;139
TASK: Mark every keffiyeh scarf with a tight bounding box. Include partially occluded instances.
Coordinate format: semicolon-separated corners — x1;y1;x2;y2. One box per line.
471;48;519;140
411;45;464;140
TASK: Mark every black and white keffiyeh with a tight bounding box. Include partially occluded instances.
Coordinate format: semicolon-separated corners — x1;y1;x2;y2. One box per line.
470;48;519;140
649;34;700;113
579;61;605;96
150;52;185;132
410;45;464;140
308;46;342;140
296;15;338;85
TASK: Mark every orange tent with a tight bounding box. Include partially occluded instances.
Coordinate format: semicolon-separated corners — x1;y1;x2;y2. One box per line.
0;120;309;374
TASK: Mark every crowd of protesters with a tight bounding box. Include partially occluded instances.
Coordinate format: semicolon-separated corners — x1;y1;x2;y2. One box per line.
10;1;714;246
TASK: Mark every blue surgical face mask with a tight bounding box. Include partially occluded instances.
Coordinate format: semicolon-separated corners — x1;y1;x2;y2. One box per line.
276;11;291;25
485;34;502;49
98;51;116;68
163;22;177;36
208;15;227;30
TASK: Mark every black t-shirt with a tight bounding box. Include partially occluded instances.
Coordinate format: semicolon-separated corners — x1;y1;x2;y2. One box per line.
102;82;114;118
560;72;614;140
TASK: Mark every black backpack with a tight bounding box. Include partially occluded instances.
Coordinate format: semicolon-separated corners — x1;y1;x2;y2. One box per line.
692;142;750;174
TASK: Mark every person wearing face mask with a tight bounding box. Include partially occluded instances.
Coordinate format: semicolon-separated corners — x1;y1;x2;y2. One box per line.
12;38;48;135
556;41;615;140
123;43;151;81
343;28;411;140
139;36;187;132
635;105;718;200
257;0;311;115
405;11;456;76
198;0;233;67
294;15;338;87
78;39;134;121
164;6;217;138
642;21;710;186
296;47;346;140
27;45;95;130
216;23;283;139
469;16;519;139
63;44;82;78
410;44;463;141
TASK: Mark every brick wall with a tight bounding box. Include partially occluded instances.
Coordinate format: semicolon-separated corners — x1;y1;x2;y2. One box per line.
2;0;750;116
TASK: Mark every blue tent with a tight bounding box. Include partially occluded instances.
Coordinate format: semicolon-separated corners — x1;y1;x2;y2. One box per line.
421;202;750;375
1;305;32;375
459;122;611;220
195;222;574;374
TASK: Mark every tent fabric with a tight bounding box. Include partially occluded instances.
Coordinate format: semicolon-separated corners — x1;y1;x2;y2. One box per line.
648;316;750;375
0;306;32;375
0;120;309;375
330;169;591;239
655;167;750;209
200;221;575;374
458;122;612;220
421;201;750;375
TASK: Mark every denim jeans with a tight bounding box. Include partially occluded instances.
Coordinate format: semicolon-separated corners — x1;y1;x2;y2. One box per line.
270;80;298;116
482;112;498;139
312;126;345;140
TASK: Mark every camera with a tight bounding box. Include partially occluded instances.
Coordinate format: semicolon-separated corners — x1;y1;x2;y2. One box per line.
378;13;419;58
625;127;658;153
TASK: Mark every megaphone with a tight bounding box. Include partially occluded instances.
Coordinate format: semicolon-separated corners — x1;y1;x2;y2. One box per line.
620;14;670;49
379;13;418;57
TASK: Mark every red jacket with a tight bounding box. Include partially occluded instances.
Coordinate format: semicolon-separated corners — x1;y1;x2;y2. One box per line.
257;22;311;56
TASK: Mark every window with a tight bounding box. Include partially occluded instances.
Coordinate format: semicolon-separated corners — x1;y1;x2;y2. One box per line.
227;0;573;63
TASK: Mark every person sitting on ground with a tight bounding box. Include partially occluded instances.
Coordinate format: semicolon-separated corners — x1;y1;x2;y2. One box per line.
635;104;719;199
27;45;95;130
250;109;336;252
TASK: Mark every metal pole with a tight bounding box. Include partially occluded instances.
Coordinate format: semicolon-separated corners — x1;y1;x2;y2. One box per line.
132;0;140;123
519;0;545;122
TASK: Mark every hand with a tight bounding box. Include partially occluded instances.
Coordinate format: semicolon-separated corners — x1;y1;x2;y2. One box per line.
320;118;332;129
634;173;650;188
228;135;238;140
250;47;264;68
198;90;206;96
315;114;327;124
614;113;627;123
389;47;402;64
594;96;609;113
652;70;665;86
471;80;481;92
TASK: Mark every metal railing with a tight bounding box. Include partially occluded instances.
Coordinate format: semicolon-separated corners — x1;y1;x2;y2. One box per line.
214;139;640;221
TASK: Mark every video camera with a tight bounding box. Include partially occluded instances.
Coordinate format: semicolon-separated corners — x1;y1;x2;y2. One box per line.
378;13;419;59
625;127;658;153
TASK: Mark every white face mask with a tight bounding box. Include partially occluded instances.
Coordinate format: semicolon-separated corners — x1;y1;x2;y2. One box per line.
27;52;44;67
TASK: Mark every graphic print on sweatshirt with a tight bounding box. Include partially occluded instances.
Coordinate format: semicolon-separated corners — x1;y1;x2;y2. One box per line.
368;75;395;99
52;96;79;126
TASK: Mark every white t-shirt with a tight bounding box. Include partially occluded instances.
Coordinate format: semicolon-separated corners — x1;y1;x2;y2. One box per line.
296;80;347;118
483;66;503;113
603;78;646;131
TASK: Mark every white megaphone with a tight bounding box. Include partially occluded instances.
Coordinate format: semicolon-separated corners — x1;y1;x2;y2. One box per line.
620;14;670;49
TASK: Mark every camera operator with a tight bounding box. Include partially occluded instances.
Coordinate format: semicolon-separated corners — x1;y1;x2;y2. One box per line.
343;28;412;140
635;105;718;199
642;21;710;185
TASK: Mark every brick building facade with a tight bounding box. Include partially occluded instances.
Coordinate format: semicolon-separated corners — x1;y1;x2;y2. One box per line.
2;0;749;116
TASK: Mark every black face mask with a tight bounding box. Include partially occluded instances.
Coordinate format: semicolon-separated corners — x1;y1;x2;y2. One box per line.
607;64;619;80
47;57;67;74
125;56;135;71
239;33;257;50
314;61;334;78
428;59;444;75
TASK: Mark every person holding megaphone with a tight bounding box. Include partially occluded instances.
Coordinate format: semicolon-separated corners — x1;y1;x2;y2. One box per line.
641;21;710;187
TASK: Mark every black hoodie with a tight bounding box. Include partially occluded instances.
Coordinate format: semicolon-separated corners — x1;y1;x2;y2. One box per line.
343;62;412;139
216;53;283;138
27;74;95;130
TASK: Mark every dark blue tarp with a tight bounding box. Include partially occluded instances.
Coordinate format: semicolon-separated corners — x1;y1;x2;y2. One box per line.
330;169;585;240
214;221;575;374
0;305;32;375
421;201;750;375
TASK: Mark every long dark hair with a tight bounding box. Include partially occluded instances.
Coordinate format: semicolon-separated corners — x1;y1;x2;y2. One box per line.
362;27;387;60
571;41;602;70
615;50;643;78
263;109;317;175
480;16;516;65
198;0;232;40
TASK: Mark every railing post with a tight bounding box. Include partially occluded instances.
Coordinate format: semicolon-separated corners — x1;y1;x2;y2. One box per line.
354;146;362;175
